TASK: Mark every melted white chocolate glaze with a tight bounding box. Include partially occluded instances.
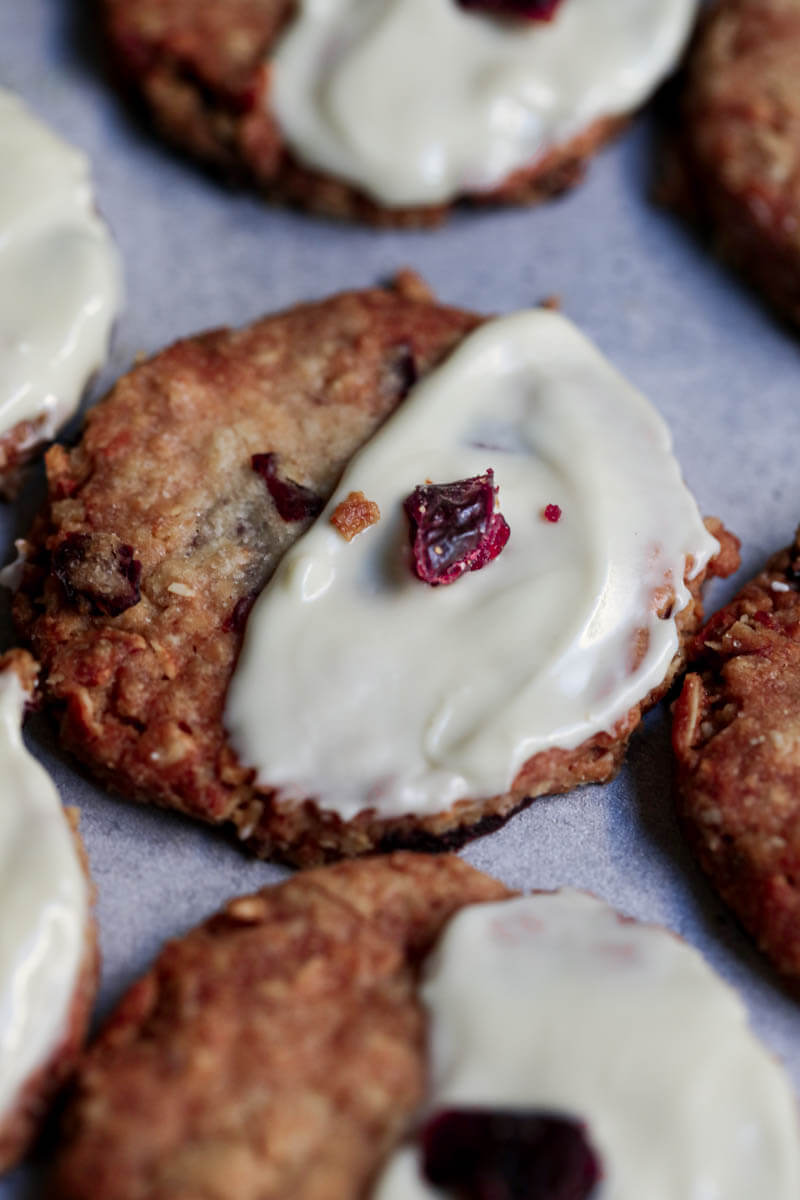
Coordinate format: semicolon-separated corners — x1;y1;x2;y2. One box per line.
0;668;88;1121
272;0;698;207
0;88;121;445
373;891;800;1199
226;310;718;822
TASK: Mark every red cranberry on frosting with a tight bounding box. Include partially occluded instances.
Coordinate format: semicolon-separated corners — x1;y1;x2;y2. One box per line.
422;1107;602;1200
403;470;510;586
457;0;564;21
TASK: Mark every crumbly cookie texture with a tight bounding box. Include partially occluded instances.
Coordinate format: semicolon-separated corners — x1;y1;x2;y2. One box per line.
13;280;739;865
51;854;510;1200
99;0;627;224
51;858;800;1199
676;0;800;325
0;650;98;1175
674;527;800;981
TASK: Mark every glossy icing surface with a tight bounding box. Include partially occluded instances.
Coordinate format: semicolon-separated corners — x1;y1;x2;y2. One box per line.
272;0;698;206
0;88;120;445
374;891;800;1199
0;669;88;1119
226;310;717;821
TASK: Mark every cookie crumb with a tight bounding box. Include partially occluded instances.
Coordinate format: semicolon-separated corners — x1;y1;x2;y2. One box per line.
391;269;435;304
330;491;381;542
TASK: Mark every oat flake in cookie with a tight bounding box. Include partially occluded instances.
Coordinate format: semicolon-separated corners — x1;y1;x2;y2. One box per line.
12;282;737;864
674;527;800;982
0;651;96;1174
0;89;121;496
101;0;698;222
50;857;800;1200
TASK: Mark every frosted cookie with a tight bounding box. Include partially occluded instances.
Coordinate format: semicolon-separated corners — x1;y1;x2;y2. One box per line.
100;0;699;224
674;0;800;325
0;650;96;1174
674;527;800;981
11;279;738;864
50;855;800;1199
0;90;121;496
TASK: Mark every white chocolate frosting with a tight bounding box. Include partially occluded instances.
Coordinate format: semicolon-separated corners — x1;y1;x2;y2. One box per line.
0;88;121;446
271;0;698;207
373;891;800;1200
226;310;718;822
0;667;88;1121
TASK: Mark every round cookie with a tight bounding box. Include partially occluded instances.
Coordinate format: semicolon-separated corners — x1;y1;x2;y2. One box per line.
50;855;800;1199
0;89;121;496
100;0;698;224
0;650;97;1174
673;527;800;981
10;279;738;864
678;0;800;325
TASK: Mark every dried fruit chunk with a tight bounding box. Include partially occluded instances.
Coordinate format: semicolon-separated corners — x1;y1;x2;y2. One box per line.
404;470;510;586
422;1108;602;1200
251;452;324;522
457;0;563;21
544;504;562;523
51;532;142;617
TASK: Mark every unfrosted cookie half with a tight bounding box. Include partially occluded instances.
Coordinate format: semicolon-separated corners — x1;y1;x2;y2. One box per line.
12;279;738;864
0;650;97;1174
100;0;698;224
51;855;800;1199
0;90;121;496
676;0;800;325
674;527;800;981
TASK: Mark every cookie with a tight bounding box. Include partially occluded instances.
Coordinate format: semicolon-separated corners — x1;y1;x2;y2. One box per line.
0;89;121;497
676;0;800;325
50;855;800;1199
0;650;97;1174
100;0;698;224
11;279;738;864
673;528;800;981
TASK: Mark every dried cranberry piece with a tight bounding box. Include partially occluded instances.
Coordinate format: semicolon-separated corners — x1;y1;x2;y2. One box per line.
52;532;142;617
422;1108;601;1200
384;342;418;401
222;592;258;634
252;453;324;522
457;0;563;21
404;470;510;586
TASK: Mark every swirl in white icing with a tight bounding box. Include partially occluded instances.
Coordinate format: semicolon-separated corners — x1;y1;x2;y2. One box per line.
0;668;88;1121
226;310;718;822
271;0;698;206
0;89;121;445
373;891;800;1200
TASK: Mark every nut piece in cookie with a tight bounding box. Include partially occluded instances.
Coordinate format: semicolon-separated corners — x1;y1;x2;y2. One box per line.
674;526;800;981
51;857;800;1199
100;0;698;223
13;285;737;864
330;491;381;542
675;0;800;326
0;650;97;1174
0;89;120;496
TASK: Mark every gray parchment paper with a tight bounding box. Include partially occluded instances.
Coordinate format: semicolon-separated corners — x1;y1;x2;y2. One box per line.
1;2;799;1194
